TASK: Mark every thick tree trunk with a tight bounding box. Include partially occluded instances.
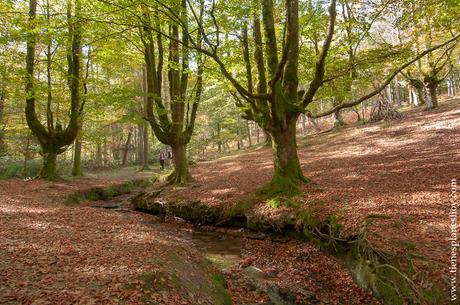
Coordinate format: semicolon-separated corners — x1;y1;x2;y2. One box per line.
169;143;193;184
425;83;438;110
25;0;83;180
40;151;58;180
264;120;307;196
121;131;132;167
263;130;271;146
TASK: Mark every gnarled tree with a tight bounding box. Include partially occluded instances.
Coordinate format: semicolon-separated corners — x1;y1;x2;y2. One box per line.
25;0;83;179
151;0;459;195
141;0;203;184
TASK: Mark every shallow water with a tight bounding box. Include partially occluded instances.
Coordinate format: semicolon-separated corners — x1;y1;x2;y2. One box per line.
94;196;244;271
190;230;242;271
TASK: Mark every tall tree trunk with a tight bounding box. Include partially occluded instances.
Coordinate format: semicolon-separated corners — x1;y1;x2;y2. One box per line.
25;0;83;180
410;87;419;106
408;79;426;106
136;125;142;163
169;143;192;184
265;118;307;196
142;122;149;169
40;151;58;179
247;120;252;147
121;131;132;167
103;139;108;166
361;100;366;121
236;116;242;150
447;75;454;96
72;131;82;176
425;82;438;109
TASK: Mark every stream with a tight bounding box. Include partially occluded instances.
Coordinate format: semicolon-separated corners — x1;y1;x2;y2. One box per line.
92;193;246;272
90;193;304;305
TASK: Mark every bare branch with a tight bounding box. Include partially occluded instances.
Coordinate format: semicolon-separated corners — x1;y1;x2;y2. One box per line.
309;32;460;118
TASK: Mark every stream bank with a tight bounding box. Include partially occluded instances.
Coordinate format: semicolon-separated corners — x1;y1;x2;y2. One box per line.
132;189;439;305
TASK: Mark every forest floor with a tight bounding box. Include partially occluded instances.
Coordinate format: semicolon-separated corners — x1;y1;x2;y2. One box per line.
1;98;458;305
155;97;460;301
0;177;375;304
0;178;238;305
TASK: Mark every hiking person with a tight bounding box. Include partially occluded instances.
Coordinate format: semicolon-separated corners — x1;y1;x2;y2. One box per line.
159;150;165;170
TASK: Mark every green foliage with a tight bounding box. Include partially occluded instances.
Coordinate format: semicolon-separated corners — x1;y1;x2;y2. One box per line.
0;158;41;179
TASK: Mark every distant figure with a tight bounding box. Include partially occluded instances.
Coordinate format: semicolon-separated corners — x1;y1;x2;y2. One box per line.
159;150;165;170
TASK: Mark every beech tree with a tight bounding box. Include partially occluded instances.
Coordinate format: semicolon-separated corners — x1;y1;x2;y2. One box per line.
151;0;460;195
140;1;203;184
399;0;459;110
25;0;83;179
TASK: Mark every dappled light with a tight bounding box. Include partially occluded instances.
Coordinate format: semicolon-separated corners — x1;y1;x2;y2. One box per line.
1;0;459;303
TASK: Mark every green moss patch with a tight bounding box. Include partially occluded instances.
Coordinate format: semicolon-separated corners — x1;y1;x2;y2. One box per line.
65;179;150;205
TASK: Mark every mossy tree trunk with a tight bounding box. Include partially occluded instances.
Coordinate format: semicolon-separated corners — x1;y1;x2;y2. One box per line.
170;0;455;196
140;0;203;184
141;0;204;184
169;142;192;184
268;117;307;195
25;0;83;180
235;0;335;194
41;151;58;179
